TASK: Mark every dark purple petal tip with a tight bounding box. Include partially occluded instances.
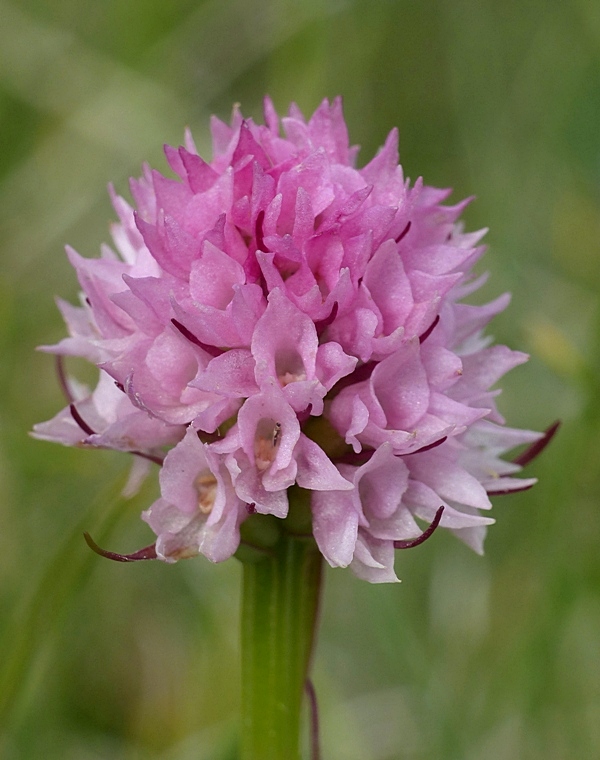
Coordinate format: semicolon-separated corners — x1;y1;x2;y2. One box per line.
408;435;447;455
513;420;560;467
486;481;535;497
395;220;411;243
419;314;440;344
56;355;74;403
171;318;223;358
70;404;96;436
394;506;445;550
83;532;158;562
315;301;339;337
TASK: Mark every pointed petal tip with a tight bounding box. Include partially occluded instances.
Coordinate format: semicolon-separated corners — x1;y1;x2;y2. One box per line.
513;420;560;468
394;506;444;550
83;532;158;562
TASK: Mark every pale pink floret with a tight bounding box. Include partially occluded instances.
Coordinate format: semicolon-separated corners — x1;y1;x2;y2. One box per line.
33;370;183;452
193;287;357;415
35;97;543;578
142;427;246;562
313;444;412;578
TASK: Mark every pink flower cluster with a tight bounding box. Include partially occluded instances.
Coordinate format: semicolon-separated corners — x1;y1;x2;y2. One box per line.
34;98;543;582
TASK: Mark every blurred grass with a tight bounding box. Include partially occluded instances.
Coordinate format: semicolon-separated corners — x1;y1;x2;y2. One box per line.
1;0;599;757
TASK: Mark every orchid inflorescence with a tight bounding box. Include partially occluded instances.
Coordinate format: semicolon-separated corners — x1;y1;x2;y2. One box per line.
34;98;555;582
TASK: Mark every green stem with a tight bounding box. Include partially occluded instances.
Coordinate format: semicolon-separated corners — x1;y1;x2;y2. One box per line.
240;530;323;760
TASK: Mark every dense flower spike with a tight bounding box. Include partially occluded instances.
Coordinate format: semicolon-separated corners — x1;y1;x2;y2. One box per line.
34;98;543;581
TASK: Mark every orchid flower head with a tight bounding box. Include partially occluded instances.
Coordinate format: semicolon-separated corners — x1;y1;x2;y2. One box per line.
33;97;553;582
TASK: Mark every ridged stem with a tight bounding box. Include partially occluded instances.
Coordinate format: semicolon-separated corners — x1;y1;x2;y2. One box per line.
240;531;323;760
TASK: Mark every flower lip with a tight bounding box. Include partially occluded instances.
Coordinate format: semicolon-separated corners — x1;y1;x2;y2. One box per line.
195;471;218;513
275;348;307;386
237;387;301;474
254;418;282;471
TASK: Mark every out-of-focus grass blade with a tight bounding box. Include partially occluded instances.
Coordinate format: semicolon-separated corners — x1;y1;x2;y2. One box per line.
0;466;156;728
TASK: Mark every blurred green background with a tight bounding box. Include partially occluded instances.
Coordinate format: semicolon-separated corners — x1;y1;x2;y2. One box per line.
1;0;599;757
